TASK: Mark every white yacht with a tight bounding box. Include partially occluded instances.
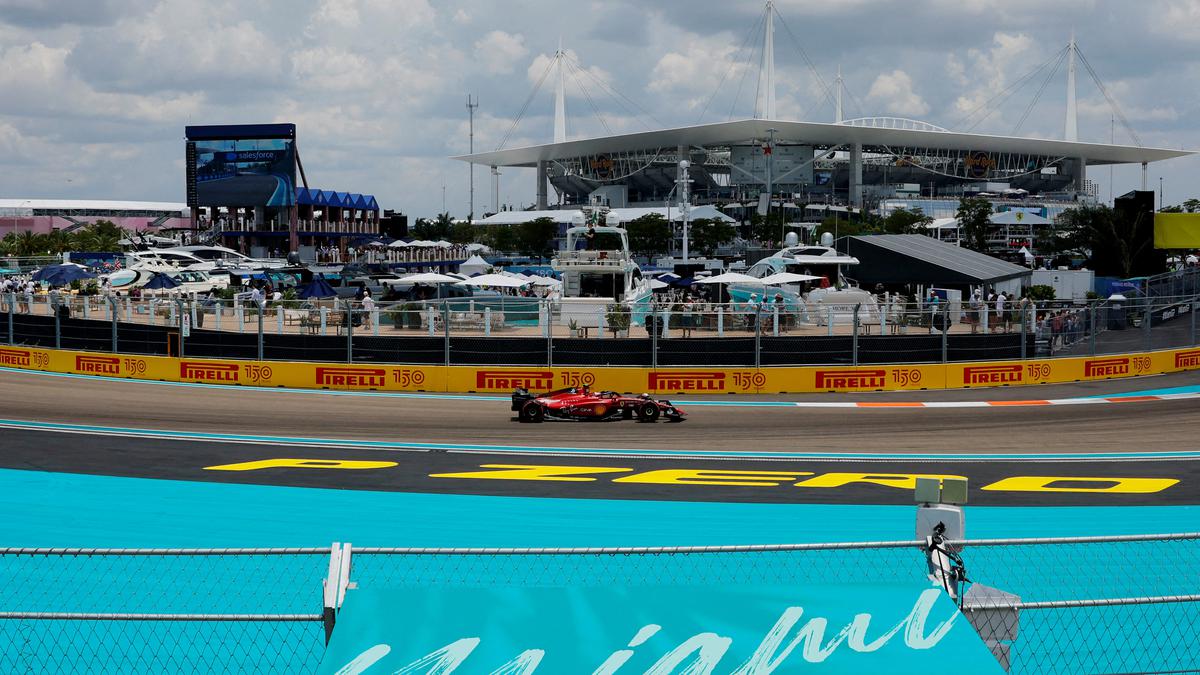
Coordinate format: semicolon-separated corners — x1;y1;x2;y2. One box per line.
551;225;652;330
158;245;287;269
731;234;881;325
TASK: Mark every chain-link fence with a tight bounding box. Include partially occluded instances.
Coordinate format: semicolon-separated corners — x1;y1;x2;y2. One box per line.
1;534;1196;674
2;290;1197;367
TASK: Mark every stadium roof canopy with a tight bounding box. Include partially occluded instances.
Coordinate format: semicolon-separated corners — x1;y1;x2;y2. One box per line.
454;118;1192;168
478;205;735;225
836;234;1032;285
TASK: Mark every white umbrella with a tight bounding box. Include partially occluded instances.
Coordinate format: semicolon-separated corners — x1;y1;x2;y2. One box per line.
531;277;562;287
648;278;670;290
759;272;823;285
692;272;761;285
457;273;529;288
433;240;453;248
401;272;460;284
388;239;414;248
466;243;492;253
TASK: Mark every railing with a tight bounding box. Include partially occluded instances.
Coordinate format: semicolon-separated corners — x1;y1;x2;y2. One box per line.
2;291;1196;368
1;530;1197;673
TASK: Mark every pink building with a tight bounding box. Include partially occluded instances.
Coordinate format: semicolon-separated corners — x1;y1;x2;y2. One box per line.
0;199;190;237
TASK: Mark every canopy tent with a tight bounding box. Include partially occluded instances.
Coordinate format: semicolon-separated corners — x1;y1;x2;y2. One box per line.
692;272;761;285
457;273;529;288
989;210;1051;225
32;264;96;286
401;272;461;284
759;272;824;285
459;255;491;276
297;276;337;299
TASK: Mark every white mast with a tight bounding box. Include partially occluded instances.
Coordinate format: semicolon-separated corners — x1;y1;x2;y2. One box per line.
553;37;567;143
1065;31;1078;142
835;65;844;123
758;1;776;119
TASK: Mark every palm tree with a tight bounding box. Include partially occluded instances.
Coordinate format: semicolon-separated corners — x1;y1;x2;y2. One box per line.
75;220;126;251
12;231;45;257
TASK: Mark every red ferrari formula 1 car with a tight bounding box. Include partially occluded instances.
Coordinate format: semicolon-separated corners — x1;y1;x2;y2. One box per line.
512;386;686;423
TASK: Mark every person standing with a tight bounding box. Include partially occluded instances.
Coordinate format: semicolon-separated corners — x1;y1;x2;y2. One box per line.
361;290;375;330
927;289;941;333
994;291;1007;333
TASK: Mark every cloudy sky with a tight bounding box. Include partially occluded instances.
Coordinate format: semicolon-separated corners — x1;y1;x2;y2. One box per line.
1;0;1198;218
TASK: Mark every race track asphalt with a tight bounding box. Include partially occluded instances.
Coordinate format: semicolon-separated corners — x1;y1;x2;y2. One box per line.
1;368;1199;506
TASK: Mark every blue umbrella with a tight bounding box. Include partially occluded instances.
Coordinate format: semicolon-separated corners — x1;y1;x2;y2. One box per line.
32;264;96;286
141;272;181;290
297;276;337;299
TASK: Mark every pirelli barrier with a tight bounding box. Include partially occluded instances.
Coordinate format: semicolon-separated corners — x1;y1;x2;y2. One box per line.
2;344;1199;395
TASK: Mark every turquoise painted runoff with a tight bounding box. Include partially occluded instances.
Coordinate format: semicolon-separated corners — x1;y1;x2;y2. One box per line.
317;585;1001;674
2;468;1198;548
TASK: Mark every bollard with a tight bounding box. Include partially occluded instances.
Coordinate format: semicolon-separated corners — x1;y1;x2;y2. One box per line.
941;309;949;363
125;298;131;322
257;309;265;361
773;306;780;337
597;309;603;339
372;307;380;336
82;297;89;320
1020;305;1028;360
190;301;198;332
215;301;223;331
717;306;724;337
651;310;658;369
320;306;327;335
826;306;833;336
484;307;492;338
236;302;244;333
277;307;284;334
427;307;435;337
176;299;187;358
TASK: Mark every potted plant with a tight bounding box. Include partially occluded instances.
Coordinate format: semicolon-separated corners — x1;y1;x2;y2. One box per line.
568;318;580;338
605;303;631;338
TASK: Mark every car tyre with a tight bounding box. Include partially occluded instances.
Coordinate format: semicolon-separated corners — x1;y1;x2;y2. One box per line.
519;400;545;423
637;401;660;422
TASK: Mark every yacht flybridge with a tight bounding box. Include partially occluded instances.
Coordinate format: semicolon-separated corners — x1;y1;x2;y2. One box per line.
551;225;651;330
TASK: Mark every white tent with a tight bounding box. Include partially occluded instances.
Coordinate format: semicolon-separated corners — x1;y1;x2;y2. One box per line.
401;272;460;284
759;272;823;285
693;272;761;285
459;255;490;276
457;273;529;288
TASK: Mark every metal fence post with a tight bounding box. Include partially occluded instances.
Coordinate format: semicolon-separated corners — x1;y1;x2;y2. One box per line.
442;302;450;367
1019;304;1028;361
176;299;187;359
754;306;762;369
51;291;61;349
546;302;553;368
1089;301;1098;356
108;296;118;353
1193;300;1198;347
852;304;860;366
346;303;354;364
257;305;265;362
6;293;13;345
651;310;658;369
941;308;949;363
1143;301;1152;352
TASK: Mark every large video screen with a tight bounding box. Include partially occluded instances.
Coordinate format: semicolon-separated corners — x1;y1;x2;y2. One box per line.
187;137;296;207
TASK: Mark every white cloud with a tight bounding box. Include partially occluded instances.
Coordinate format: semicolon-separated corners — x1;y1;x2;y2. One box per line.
867;69;930;117
474;30;528;75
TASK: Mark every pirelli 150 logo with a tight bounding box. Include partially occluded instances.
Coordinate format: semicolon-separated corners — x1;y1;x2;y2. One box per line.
1176;349;1200;369
476;370;555;390
0;347;31;367
649;372;725;391
75;355;120;376
814;369;887;390
317;367;386;388
963;364;1024;385
180;361;239;383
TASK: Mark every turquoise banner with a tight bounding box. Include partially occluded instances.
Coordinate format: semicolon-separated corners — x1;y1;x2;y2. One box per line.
319;583;1001;673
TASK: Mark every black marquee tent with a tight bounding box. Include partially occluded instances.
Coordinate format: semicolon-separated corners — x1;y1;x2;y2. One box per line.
835;234;1032;289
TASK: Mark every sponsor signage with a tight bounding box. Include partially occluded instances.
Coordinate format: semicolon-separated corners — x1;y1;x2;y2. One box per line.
316;367;386;388
0;348;31;367
75;355;120;376
963;364;1023;385
1084;357;1129;378
648;371;725;391
180;361;239;383
476;370;555;390
317;585;1001;674
815;369;887;389
1176;349;1200;369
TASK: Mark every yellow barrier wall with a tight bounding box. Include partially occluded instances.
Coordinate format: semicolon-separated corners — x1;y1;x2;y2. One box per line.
2;345;1197;395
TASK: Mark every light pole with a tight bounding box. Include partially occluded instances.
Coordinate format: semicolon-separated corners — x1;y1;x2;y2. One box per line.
466;94;478;223
679;159;691;261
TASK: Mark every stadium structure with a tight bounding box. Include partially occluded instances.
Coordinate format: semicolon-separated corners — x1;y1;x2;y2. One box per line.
0;199;190;237
460;2;1193;242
